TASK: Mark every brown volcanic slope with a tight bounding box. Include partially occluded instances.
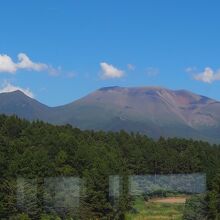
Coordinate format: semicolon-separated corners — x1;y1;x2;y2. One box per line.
0;86;220;142
54;86;220;142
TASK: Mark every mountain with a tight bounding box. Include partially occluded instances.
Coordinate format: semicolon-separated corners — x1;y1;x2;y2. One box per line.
1;87;220;143
0;90;53;121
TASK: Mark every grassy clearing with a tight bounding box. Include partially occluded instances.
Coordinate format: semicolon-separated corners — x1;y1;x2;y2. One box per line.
126;196;187;220
150;196;188;204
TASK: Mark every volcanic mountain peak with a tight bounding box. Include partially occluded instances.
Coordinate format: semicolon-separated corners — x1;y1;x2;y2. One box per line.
0;86;220;143
98;85;168;92
0;89;27;97
94;86;206;107
96;86;197;99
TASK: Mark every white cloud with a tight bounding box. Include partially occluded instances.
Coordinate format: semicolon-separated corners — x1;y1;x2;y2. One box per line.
100;62;124;79
146;67;159;77
47;65;61;76
127;64;135;71
66;71;77;78
189;67;220;83
16;53;48;71
0;54;17;73
185;67;197;74
0;82;34;98
0;53;59;76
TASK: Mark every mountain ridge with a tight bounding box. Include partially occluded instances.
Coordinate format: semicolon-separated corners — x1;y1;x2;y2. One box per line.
0;86;220;143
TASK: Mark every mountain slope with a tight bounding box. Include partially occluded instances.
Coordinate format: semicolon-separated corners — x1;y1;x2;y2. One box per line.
0;87;220;142
54;86;220;141
0;90;53;121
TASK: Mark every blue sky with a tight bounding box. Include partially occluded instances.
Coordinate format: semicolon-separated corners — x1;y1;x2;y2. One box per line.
0;0;220;106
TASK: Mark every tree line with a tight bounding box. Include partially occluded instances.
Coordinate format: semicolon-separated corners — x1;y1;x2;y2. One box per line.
0;115;220;219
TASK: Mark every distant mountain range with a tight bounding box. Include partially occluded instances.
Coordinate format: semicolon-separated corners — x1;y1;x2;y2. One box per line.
1;86;220;143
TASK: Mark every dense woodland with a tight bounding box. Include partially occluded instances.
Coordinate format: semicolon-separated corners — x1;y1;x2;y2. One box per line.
0;115;220;219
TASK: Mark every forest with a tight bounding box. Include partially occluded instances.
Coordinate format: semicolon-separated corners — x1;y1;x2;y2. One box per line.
0;115;220;219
